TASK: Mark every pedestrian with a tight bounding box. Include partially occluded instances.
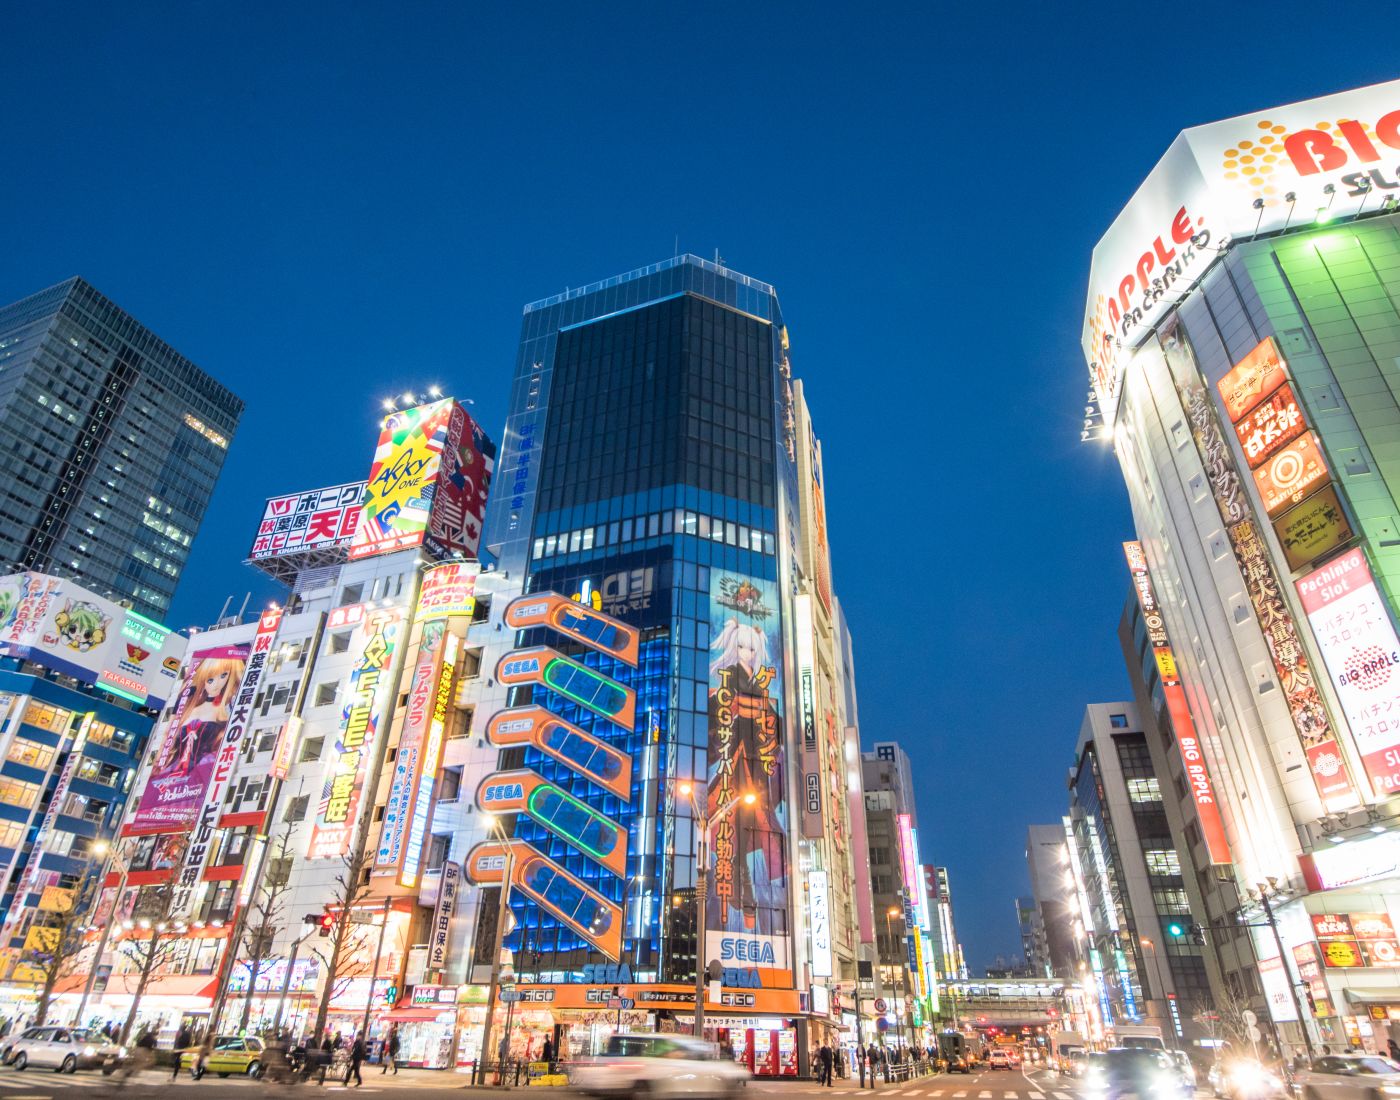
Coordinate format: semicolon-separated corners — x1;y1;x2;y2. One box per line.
173;1023;192;1080
1389;1038;1400;1062
343;1034;365;1087
382;1026;400;1075
819;1042;834;1087
542;1036;554;1068
866;1043;879;1089
333;1030;343;1050
193;1034;213;1080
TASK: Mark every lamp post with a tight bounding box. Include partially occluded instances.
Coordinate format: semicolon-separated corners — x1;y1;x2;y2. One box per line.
885;907;908;1057
75;839;125;1026
1255;881;1315;1062
478;814;516;1084
678;781;755;1043
359;897;393;1040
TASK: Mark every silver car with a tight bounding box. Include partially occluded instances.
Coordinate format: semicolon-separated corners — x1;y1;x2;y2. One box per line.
570;1033;749;1099
7;1026;124;1073
1296;1054;1400;1100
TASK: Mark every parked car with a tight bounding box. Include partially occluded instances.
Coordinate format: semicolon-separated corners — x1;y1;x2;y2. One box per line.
1296;1053;1400;1100
179;1035;266;1078
570;1033;749;1098
7;1027;125;1073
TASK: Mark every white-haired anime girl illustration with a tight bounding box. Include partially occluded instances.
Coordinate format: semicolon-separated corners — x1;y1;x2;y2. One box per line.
707;611;787;937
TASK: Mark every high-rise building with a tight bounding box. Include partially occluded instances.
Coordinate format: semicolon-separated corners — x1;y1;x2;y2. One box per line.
455;255;867;1076
1026;823;1079;978
1083;77;1400;1054
1066;702;1205;1046
0;278;242;618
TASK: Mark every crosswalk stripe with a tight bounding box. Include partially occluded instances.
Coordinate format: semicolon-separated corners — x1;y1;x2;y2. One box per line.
1031;1093;1045;1098
954;1091;968;1097
980;1092;993;1098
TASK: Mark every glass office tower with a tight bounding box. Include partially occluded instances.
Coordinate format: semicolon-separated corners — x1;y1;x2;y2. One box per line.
474;255;810;1060
0;278;242;617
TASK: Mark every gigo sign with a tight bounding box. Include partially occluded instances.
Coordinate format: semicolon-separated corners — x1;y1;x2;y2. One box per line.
1084;78;1400;423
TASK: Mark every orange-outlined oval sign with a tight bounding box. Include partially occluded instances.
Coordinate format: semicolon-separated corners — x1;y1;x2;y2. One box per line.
505;593;639;667
464;838;622;961
475;768;627;877
496;646;635;730
485;706;632;800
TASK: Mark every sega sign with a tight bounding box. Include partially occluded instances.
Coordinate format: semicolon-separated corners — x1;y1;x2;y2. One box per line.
481;782;525;803
718;936;776;965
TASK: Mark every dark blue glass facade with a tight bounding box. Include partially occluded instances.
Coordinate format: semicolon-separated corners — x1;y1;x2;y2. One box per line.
487;257;793;988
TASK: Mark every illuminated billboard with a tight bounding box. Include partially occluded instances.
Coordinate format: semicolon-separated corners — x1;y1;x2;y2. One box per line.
705;572;790;975
1123;541;1232;864
484;705;632;799
503;592;639;666
1298;549;1400;797
0;573;183;707
496;646;636;729
474;768;627;878
308;609;403;859
1252;434;1329;518
1233;383;1305;469
128;640;252;835
1274;484;1353;572
1084;78;1400;421
249;481;364;561
417;561;478;620
349;398;494;562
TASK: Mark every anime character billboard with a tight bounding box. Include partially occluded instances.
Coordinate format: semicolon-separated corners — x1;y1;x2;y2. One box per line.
706;573;790;975
127;644;249;834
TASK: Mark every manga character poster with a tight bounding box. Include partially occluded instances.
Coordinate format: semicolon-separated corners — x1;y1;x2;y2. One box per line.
706;573;790;973
127;644;249;834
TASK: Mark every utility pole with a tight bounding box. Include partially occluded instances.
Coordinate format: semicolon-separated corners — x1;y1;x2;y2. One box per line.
694;805;708;1041
75;840;129;1025
1257;884;1315;1060
273;925;315;1035
360;898;393;1038
478;824;515;1083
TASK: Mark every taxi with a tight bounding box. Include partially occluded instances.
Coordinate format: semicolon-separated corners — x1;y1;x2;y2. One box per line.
179;1036;265;1078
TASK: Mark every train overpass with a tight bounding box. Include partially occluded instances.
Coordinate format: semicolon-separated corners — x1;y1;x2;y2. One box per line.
941;978;1069;1030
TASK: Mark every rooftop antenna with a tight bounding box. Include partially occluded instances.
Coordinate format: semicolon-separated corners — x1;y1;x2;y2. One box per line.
236;592;250;622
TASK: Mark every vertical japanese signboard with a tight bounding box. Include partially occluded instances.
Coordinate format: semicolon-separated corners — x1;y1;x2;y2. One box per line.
427;861;460;971
1298;548;1400;798
1123;541;1233;863
308;609;403;859
171;610;282;918
706;573;789;974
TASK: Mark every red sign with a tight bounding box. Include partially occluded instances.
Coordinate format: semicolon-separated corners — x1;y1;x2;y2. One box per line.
1234;382;1305;468
1218;337;1290;422
1313;913;1354;939
1252;433;1329;517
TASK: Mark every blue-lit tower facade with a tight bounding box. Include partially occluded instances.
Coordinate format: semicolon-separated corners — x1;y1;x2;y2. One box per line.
466;256;831;1072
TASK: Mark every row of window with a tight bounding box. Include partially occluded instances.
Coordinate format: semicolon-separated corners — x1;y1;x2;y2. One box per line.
531;509;774;562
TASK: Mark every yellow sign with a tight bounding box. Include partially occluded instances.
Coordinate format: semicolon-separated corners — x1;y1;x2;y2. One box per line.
22;926;59;954
38;886;73;913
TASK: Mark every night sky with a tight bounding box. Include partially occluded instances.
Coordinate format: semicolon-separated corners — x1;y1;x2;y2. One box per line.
2;2;1394;970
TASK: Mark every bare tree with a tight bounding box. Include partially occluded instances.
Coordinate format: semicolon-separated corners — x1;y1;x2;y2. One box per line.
116;838;192;1045
236;820;298;1031
20;874;100;1026
309;842;373;1041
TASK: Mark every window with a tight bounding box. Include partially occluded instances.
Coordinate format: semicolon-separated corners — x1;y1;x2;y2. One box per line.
21;701;71;734
299;736;325;763
1110;713;1130;729
1127;777;1162;803
6;738;55;771
329;632;351;655
340;583;363;605
0;777;40;810
314;683;337;707
0;819;23;849
255;730;279;754
437;766;463;803
1144;849;1181;875
284;794;310;823
427;834;450;870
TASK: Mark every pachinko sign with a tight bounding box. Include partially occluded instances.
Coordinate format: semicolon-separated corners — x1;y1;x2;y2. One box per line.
1298;549;1400;798
706;572;790;975
1084;78;1400;423
128;641;252;834
308;609;403;859
1123;541;1232;864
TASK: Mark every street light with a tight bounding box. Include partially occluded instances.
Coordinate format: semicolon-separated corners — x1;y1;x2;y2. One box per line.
678;780;756;1042
884;906;908;1055
75;840;131;1025
478;813;516;1083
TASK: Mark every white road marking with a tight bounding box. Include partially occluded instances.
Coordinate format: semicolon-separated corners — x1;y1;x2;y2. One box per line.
954;1091;969;1097
980;1091;993;1098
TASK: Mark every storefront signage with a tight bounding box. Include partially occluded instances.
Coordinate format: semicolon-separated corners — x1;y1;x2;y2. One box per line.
1234;383;1305;468
1298;549;1400;797
308;609;402;860
171;609;282;918
427;862;460;971
809;870;832;978
1303;830;1400;891
1312;911;1400;968
1259;954;1300;1022
249;480;364;561
410;984;458;1006
1274;484;1353;571
1253;434;1329;518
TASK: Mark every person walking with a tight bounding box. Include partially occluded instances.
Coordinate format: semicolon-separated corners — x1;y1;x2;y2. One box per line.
865;1043;879;1089
381;1026;399;1075
343;1034;365;1087
819;1042;834;1086
192;1034;213;1081
172;1024;192;1080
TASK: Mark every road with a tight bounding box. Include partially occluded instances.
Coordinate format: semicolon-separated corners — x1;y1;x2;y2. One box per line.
0;1062;1114;1098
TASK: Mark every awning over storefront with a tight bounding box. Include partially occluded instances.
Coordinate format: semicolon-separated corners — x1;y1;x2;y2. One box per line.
381;1008;453;1022
54;973;218;999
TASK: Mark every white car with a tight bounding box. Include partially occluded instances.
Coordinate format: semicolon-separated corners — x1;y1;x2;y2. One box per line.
989;1049;1014;1069
1296;1053;1400;1100
7;1026;124;1073
570;1033;749;1098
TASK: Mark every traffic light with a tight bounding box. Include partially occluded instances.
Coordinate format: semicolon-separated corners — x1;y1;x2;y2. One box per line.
1166;921;1186;938
318;913;335;937
1190;923;1207;946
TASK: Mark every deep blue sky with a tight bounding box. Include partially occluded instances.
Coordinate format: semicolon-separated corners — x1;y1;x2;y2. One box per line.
1;2;1394;970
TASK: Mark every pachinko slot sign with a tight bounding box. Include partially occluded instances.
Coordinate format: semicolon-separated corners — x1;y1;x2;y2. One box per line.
308;609;403;859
